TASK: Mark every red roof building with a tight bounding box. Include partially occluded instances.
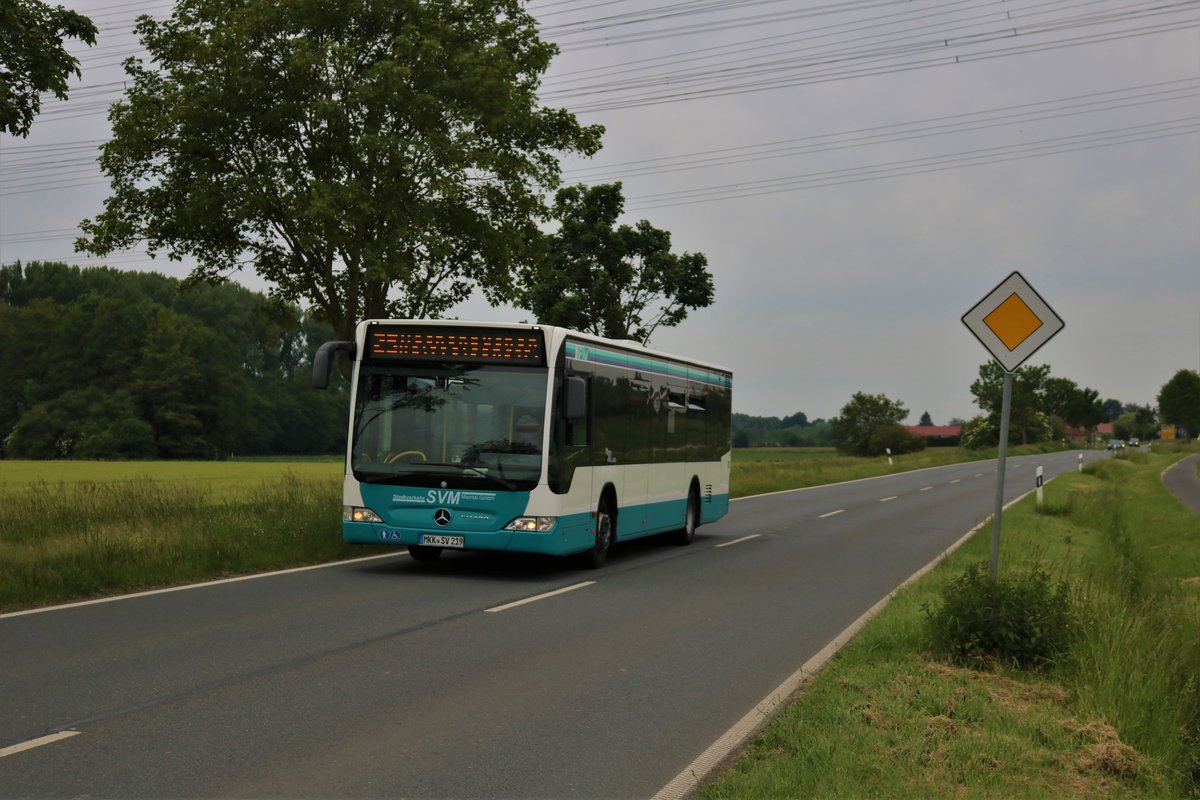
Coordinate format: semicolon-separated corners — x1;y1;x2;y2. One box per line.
907;425;963;438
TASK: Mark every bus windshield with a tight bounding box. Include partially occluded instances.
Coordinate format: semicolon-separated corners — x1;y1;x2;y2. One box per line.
351;362;548;490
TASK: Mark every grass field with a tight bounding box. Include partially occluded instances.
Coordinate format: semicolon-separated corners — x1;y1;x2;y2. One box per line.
0;460;377;610
0;458;343;498
729;443;1076;498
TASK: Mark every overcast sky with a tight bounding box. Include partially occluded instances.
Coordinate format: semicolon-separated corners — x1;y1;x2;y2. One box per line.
1;0;1197;423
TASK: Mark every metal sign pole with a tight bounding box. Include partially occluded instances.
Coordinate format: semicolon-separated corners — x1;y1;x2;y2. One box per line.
990;370;1014;582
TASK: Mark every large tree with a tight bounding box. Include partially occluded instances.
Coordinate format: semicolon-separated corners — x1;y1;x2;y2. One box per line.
1042;375;1105;436
77;0;603;342
830;392;914;457
970;362;1053;444
1157;369;1200;436
0;0;96;136
517;182;714;344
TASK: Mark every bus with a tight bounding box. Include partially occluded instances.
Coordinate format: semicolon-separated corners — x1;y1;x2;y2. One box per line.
312;320;732;567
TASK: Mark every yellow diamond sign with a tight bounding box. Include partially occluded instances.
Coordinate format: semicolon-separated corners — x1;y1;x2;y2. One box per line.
963;272;1064;372
983;293;1043;351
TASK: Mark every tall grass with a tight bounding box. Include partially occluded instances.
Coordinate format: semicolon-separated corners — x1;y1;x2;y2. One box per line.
0;473;382;611
1065;456;1200;788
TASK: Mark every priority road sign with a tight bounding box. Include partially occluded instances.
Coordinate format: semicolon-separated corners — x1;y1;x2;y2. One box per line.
962;271;1064;373
962;271;1065;581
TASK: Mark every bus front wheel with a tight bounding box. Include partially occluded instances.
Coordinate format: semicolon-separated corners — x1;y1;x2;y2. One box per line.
583;498;615;569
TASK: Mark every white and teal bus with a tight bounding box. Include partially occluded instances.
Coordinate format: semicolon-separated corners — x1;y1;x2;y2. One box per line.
313;320;732;567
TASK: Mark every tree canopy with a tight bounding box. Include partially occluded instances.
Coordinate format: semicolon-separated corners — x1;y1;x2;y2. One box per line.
76;0;602;342
0;0;96;136
1;262;347;459
830;392;922;456
516;183;714;344
1157;369;1200;436
965;362;1106;447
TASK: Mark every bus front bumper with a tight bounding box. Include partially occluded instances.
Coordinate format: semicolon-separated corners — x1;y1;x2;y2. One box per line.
343;515;595;556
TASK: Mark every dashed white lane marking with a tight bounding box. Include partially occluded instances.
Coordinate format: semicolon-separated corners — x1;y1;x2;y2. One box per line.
950;479;961;484
0;731;80;759
975;473;984;478
879;496;897;502
819;509;845;518
920;486;933;492
715;534;762;549
484;581;596;613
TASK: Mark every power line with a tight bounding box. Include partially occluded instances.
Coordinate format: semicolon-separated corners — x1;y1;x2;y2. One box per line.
622;117;1200;210
1;0;1195;239
565;82;1200;182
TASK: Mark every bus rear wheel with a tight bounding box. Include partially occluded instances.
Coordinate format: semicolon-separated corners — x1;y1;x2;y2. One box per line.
671;485;700;545
408;545;443;562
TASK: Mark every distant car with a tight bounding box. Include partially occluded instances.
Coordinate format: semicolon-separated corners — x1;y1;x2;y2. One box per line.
1129;438;1140;447
1106;439;1125;450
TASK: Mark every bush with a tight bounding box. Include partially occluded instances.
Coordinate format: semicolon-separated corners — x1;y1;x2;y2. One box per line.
960;416;998;449
868;422;926;456
924;561;1076;670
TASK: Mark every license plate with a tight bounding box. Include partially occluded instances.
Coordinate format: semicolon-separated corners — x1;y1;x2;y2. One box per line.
420;534;464;548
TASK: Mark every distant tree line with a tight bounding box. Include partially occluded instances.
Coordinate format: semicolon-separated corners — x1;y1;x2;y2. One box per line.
0;262;348;459
732;412;832;448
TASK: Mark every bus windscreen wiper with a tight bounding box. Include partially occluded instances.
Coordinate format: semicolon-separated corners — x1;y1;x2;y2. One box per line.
422;462;520;491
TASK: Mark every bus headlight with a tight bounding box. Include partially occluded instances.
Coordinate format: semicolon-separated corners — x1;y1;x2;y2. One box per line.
344;506;383;523
504;516;556;532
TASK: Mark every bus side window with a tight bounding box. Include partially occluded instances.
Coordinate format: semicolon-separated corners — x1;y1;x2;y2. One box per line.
566;375;590;447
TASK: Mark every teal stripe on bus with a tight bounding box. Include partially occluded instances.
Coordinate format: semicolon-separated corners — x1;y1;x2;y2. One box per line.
565;342;731;388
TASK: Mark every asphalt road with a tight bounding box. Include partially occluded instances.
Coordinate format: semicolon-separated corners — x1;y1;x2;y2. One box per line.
0;450;1107;798
1161;452;1200;512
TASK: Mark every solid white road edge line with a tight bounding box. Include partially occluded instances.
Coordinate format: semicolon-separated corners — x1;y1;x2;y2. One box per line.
484;581;596;613
715;534;762;548
0;731;80;759
0;553;406;620
651;480;1051;800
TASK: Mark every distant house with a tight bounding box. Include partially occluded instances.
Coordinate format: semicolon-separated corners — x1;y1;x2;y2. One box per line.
907;425;962;446
1065;422;1113;444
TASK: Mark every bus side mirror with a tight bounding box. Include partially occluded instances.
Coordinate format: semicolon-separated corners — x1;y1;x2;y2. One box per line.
565;376;587;420
312;341;355;389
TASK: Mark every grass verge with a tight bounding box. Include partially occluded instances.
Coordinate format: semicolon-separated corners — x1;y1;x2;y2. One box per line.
0;471;386;611
701;446;1200;799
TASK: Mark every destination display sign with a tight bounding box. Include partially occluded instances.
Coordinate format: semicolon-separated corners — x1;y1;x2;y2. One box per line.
366;325;545;366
